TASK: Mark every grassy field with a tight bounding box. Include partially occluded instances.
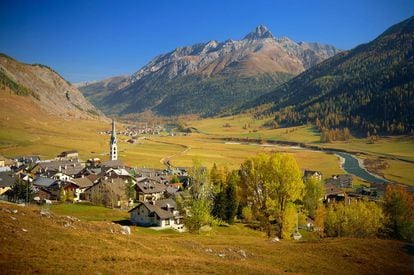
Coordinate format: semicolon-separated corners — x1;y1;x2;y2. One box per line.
50;203;129;221
188;115;414;185
1;202;413;274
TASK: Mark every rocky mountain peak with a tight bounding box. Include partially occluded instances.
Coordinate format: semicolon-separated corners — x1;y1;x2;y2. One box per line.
244;24;274;40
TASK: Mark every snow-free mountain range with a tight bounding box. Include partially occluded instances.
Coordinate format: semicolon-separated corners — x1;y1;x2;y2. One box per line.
78;25;340;117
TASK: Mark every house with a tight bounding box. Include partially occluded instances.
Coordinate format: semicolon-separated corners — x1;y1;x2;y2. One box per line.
326;174;353;188
84;178;128;208
129;198;182;229
57;150;79;160
303;170;322;181
135;179;166;202
324;184;346;203
69;177;94;201
32;177;58;189
33;187;57;201
0;171;15;196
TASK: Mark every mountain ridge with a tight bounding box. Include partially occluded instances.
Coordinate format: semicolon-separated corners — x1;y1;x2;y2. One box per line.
79;25;340;117
0;53;103;119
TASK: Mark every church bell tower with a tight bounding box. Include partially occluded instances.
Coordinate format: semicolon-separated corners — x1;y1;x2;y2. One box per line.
110;119;117;160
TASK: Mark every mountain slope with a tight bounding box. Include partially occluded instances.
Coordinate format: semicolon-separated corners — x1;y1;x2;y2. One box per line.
251;16;414;135
80;25;340;117
0;54;102;119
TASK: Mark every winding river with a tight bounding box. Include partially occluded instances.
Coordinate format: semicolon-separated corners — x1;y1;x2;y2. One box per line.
223;140;389;184
332;151;389;184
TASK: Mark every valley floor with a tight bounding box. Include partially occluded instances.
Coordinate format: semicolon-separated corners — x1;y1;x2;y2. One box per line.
1;92;413;186
1;202;413;274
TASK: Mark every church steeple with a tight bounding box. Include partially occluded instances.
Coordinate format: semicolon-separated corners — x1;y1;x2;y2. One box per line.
110;119;117;160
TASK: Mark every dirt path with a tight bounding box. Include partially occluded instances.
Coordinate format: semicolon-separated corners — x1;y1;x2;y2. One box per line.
147;138;191;168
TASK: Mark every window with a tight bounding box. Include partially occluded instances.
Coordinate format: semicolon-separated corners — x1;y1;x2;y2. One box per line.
165;219;170;225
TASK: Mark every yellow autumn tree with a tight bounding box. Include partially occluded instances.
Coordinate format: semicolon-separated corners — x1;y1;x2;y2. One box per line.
239;153;304;238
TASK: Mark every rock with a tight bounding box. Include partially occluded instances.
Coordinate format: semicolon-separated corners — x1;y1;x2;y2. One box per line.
10;216;16;220
238;250;247;258
218;253;226;258
121;226;131;235
205;248;213;253
22;228;28;232
12;209;18;214
271;237;280;243
40;209;50;217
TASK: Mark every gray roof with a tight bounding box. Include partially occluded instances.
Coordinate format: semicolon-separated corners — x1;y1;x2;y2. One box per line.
101;159;124;168
325;184;345;196
0;172;15;188
129;198;177;220
71;177;94;188
33;177;56;188
34;160;83;175
136;180;166;194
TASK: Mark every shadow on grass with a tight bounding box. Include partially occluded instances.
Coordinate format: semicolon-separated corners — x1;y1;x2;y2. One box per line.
403;243;414;256
112;219;132;226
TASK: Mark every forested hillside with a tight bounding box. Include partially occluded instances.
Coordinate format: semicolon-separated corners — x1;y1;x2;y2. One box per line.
251;16;414;135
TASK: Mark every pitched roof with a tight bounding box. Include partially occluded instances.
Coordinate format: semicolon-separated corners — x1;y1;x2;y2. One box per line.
304;170;322;177
101;159;124;168
0;172;15;188
136;181;166;194
129;198;176;220
86;174;100;183
33;160;83;175
71;177;94;188
33;177;56;188
325;184;345;196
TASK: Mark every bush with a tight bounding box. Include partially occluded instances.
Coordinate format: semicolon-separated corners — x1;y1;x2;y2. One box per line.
324;200;384;238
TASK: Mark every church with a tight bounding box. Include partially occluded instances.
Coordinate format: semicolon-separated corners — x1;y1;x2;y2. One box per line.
109;119;117;161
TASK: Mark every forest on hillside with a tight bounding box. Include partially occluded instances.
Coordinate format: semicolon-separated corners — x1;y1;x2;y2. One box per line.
251;17;414;135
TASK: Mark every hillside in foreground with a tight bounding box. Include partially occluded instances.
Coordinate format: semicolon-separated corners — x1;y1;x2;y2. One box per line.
1;202;413;274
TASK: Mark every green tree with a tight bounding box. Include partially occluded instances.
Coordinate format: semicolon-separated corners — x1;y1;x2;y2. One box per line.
210;163;224;194
11;179;34;203
170;175;180;184
224;171;239;224
239;153;304;238
302;177;324;218
66;188;74;202
125;178;136;199
59;187;66;202
189;158;210;200
241;206;253;223
184;198;215;233
184;159;215;233
383;185;414;241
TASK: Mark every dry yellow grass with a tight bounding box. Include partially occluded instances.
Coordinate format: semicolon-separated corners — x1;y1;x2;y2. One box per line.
0;202;412;274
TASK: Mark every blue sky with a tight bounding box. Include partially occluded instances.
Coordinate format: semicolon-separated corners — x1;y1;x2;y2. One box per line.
0;0;413;83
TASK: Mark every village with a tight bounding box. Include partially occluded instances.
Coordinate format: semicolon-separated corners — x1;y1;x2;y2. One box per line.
0;119;391;234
